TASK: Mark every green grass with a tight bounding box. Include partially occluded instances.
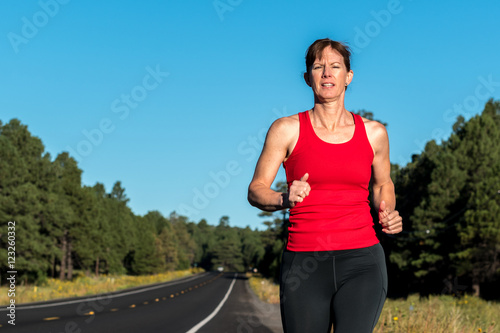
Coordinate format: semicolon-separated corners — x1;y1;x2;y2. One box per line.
248;274;499;333
375;294;498;333
0;268;204;306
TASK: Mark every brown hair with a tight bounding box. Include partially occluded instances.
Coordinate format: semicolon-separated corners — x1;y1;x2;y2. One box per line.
305;38;352;75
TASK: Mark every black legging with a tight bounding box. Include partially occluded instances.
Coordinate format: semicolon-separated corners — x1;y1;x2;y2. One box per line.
280;243;387;333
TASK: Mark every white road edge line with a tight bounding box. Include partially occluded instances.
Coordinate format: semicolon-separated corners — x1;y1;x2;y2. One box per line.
0;273;209;311
185;273;237;333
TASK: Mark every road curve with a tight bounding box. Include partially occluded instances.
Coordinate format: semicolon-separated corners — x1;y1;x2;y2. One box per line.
0;272;281;333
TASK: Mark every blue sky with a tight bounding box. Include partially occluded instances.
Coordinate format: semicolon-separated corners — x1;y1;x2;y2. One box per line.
1;0;500;230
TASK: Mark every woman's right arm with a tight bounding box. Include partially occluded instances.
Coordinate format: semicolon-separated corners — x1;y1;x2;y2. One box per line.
248;117;309;211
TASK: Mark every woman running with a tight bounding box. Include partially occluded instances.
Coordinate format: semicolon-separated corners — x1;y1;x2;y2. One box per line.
248;38;403;332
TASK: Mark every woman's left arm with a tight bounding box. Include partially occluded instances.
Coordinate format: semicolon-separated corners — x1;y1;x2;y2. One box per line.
367;120;403;234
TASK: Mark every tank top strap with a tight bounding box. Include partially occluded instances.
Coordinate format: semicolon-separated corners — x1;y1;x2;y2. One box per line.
351;112;367;142
298;111;311;136
296;111;313;146
351;112;374;161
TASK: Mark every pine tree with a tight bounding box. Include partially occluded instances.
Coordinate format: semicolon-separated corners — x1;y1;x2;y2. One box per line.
130;215;164;274
51;152;83;280
0;119;54;282
187;218;216;270
450;100;500;296
210;216;244;271
391;100;500;296
105;181;135;274
239;226;265;271
170;212;196;269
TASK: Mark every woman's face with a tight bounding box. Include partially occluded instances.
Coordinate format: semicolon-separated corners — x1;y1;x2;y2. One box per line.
305;46;353;103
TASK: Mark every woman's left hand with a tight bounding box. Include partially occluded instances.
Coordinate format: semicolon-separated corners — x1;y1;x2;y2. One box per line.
378;200;403;234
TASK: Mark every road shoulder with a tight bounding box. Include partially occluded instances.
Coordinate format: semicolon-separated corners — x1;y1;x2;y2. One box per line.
244;278;282;333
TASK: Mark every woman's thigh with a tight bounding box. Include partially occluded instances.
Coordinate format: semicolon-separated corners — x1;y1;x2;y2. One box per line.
332;243;387;333
280;251;334;333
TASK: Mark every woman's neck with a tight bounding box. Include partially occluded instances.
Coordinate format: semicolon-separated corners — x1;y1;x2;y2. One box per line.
311;101;351;131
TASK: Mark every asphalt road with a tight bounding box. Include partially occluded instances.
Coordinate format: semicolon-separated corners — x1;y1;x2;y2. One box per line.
0;272;281;333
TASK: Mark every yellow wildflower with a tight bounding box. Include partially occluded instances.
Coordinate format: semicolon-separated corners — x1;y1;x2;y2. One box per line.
393;316;399;321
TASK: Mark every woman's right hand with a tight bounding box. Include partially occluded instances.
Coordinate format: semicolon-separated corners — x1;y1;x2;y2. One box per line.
285;173;311;208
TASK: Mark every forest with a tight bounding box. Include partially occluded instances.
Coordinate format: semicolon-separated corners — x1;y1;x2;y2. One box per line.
0;99;499;299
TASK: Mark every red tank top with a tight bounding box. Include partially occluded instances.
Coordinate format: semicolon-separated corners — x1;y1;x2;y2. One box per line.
283;111;378;251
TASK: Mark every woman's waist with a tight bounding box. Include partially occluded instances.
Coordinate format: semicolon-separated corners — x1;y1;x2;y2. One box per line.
288;211;373;231
286;221;378;251
289;196;372;218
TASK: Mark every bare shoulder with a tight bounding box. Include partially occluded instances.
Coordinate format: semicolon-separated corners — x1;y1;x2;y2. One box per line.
265;114;301;159
360;117;389;155
267;114;300;142
361;117;388;142
270;114;299;133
